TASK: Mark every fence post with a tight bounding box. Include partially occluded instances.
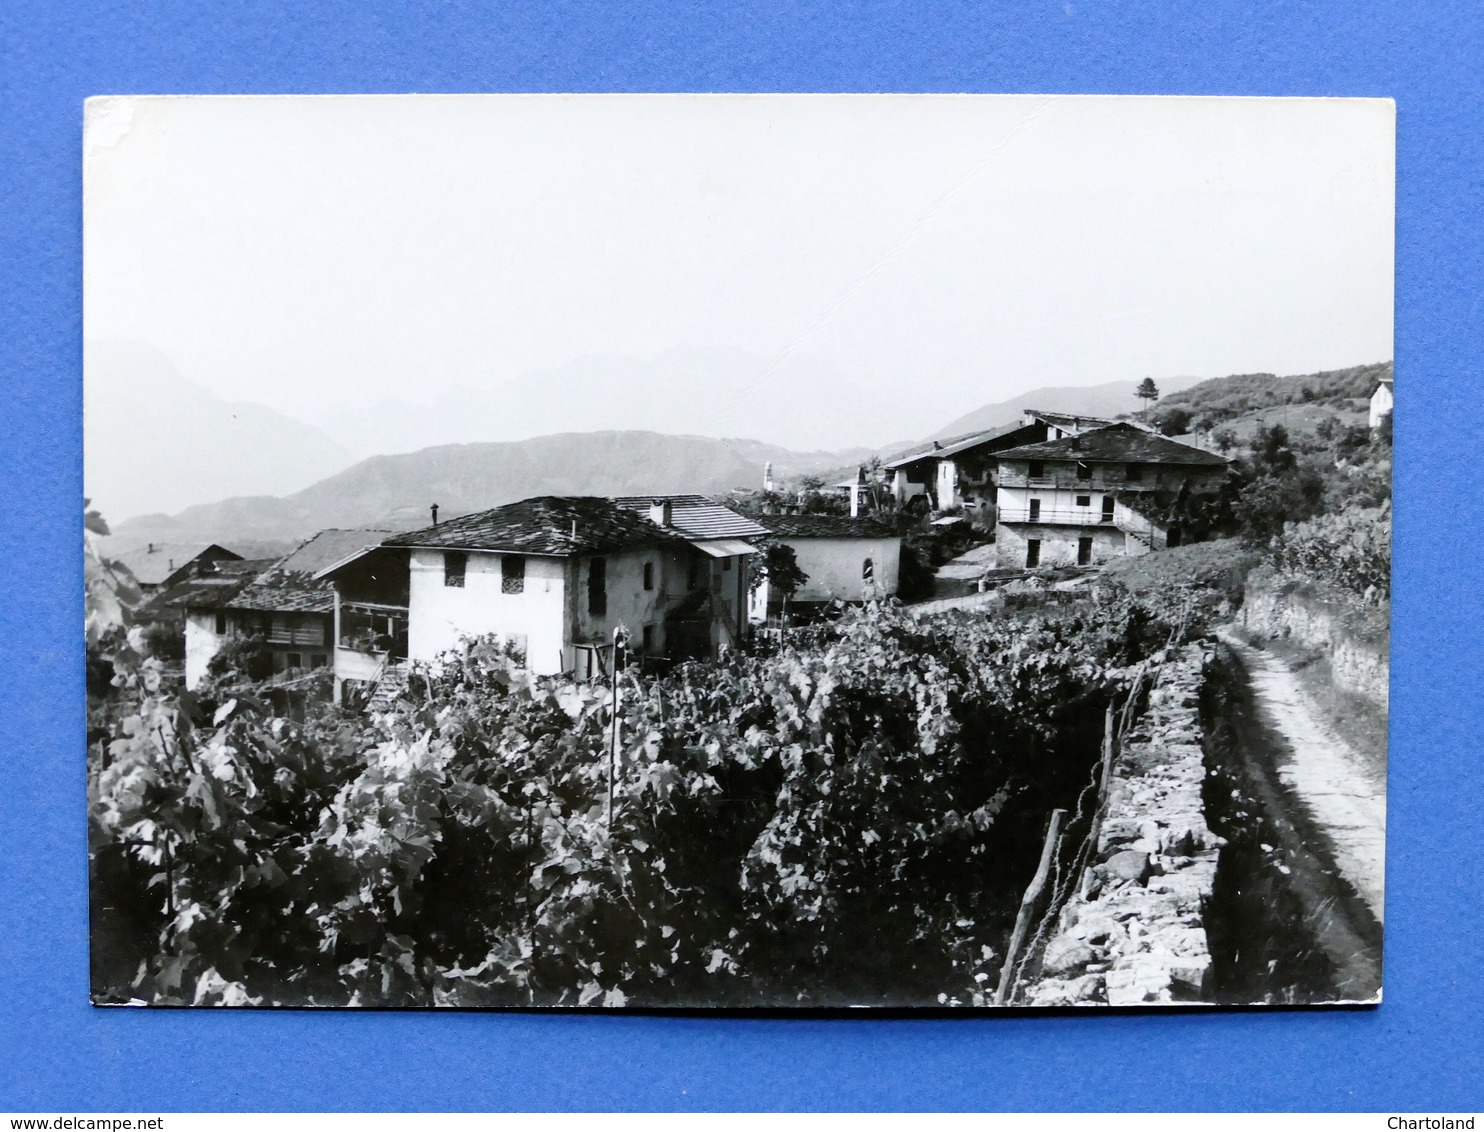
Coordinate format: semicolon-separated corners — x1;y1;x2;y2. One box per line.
994;807;1068;1006
606;626;627;830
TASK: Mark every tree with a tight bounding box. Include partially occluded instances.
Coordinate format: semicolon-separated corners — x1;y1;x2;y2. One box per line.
749;541;809;623
1154;407;1193;437
1135;377;1159;420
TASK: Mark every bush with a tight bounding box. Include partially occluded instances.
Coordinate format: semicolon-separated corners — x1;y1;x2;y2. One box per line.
1267;505;1390;600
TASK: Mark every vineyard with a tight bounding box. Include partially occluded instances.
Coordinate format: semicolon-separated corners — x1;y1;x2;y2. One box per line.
88;588;1184;1008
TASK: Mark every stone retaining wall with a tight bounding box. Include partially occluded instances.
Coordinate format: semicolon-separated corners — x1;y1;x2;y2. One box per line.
1239;571;1389;710
1024;642;1224;1007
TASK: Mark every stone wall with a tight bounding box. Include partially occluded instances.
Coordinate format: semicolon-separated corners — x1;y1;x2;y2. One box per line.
1239;568;1389;710
1023;643;1224;1007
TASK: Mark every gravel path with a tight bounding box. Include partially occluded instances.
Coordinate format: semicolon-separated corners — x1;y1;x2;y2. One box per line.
1215;626;1387;924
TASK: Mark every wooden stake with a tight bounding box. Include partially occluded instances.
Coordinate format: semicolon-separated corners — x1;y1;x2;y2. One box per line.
994;807;1068;1006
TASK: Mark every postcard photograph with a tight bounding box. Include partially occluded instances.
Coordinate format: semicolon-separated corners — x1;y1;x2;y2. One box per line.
83;93;1393;1009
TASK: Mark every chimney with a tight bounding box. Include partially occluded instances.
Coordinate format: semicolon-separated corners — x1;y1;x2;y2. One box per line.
430;503;440;525
932;440;943;451
1070;436;1082;450
649;499;672;527
147;542;157;553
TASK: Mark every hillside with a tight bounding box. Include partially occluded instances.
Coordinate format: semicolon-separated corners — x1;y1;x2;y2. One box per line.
932;376;1207;438
108;431;870;550
85;339;359;521
1154;362;1392;430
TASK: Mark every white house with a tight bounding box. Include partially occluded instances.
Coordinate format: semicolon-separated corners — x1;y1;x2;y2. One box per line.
1368;377;1394;429
748;513;903;621
318;495;763;702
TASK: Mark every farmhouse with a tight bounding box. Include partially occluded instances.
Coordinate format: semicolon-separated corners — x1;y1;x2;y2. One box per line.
1369;376;1394;429
318;495;763;702
141;557;274;689
168;529;392;689
747;513;903;621
991;423;1231;568
883;410;1118;523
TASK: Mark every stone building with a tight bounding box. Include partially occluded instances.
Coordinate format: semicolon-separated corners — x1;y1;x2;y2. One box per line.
991;424;1231;569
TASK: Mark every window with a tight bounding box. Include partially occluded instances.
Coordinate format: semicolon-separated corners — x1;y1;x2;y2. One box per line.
1167;526;1182;549
214;611;227;635
643;561;654;590
310;653;327;669
286;652;303;669
1076;461;1091;480
1025;539;1041;568
1101;496;1115;523
1028;460;1045;479
292;620;325;646
1078;537;1093;566
642;624;654;652
269;616;292;644
1076;495;1091;508
502;554;525;594
863;557;875;582
588;556;607;616
1028;499;1041;521
1126;463;1143;482
722;557;731;572
444;551;467;588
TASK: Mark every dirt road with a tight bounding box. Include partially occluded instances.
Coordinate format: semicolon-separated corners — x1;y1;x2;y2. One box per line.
1215;626;1387;924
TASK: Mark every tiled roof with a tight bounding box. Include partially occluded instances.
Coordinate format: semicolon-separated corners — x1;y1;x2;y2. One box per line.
1023;409;1121;430
383;496;688;556
994;423;1231;466
611;494;770;540
756;514;899;539
140;559;276;615
113;542;242;587
883;421;1043;469
227;530;395;615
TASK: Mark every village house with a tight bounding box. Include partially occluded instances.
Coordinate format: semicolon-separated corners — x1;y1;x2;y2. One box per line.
991;423;1231;569
1368;375;1394;429
141;558;274;688
747;514;903;622
317;495;764;703
170;529;392;689
883;410;1119;524
114;541;243;595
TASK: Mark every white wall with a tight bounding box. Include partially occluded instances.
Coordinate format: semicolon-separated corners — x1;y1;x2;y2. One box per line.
788;536;902;603
184;611;225;690
407;549;570;675
571;547;671;655
1369;383;1393;428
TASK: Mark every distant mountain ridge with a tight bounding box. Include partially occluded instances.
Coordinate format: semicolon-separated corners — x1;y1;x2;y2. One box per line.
86;339;358;521
109;430;871;551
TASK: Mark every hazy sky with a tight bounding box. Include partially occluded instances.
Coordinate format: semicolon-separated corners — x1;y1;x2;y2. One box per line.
84;94;1394;441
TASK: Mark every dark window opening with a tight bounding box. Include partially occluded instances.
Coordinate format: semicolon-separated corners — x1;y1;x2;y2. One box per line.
642;624;654;652
1126;463;1143;482
1101;496;1115;522
1076;495;1091;508
1028;499;1041;521
214;611;227;635
310;653;327;668
286;652;303;669
1076;461;1091;480
444;551;467;588
1167;526;1182;548
643;561;654;590
502;554;525;594
1077;537;1093;566
1028;460;1045;479
588;556;607;616
863;557;874;582
1026;539;1041;568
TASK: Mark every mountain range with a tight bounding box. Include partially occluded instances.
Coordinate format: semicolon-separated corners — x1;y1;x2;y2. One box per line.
86;339;358;521
108;431;873;551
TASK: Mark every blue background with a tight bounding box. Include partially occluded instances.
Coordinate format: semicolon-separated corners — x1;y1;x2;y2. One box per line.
2;0;1479;1112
